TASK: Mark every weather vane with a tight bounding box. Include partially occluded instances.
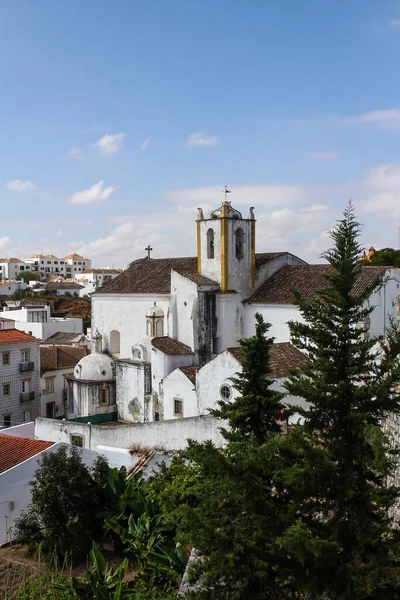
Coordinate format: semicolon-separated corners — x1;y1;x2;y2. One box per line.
222;185;231;202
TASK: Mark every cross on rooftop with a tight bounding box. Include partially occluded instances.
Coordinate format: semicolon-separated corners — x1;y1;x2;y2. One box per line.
222;185;231;202
145;245;153;259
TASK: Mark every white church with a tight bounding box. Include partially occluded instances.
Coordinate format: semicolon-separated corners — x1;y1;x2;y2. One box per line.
66;199;400;426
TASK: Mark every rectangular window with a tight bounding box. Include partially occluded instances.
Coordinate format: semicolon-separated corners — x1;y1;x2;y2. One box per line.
47;261;51;264
2;352;10;366
173;398;183;417
3;383;10;396
23;410;31;422
22;380;30;393
46;401;55;418
46;378;54;394
71;434;83;447
154;411;160;421
21;350;30;363
3;415;11;428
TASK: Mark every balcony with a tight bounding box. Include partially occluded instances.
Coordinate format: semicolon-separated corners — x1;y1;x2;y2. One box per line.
20;362;35;373
20;391;35;402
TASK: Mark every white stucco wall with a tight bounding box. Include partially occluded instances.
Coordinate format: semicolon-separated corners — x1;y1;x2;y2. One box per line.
197;350;241;415
116;360;150;423
245;271;400;343
92;294;170;358
5;319;83;340
40;368;74;418
0;443;102;546
198;219;222;284
162;369;198;420
170;271;198;350
226;218;253;294
35;414;226;452
216;293;245;351
244;304;301;342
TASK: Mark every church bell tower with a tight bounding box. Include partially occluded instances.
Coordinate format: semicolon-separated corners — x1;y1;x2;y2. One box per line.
196;196;256;294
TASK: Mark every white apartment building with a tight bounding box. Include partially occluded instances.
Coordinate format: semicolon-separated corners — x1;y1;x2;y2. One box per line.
74;268;122;285
0;305;83;340
0;258;29;280
24;253;92;277
0;328;40;429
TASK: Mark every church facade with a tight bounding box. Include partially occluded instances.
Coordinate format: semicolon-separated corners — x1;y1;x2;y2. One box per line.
68;200;400;425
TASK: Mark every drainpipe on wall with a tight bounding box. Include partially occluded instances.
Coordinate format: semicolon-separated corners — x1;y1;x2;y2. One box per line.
88;422;92;450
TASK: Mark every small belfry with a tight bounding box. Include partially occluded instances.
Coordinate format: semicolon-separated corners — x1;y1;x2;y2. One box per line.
197;191;256;293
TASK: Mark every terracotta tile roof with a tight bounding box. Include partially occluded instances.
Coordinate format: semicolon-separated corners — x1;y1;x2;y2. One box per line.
151;336;194;355
40;345;90;375
0;434;54;473
255;252;288;268
0;257;24;263
172;268;219;287
249;264;389;304
0;281;20;288
96;257;199;294
45;281;83;290
42;331;86;344
228;342;312;378
81;268;122;274
179;365;199;384
0;329;38;344
96;253;281;295
63;253;87;260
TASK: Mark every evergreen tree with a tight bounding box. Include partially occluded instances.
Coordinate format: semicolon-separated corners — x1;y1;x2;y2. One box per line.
152;316;326;599
285;203;400;599
212;313;289;443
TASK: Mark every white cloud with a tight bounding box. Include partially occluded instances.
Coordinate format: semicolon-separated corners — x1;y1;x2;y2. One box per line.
186;132;220;147
346;109;400;130
6;180;35;192
94;132;127;156
389;19;400;27
68;181;115;205
307;152;340;160
0;237;10;248
140;137;152;151
55;230;62;236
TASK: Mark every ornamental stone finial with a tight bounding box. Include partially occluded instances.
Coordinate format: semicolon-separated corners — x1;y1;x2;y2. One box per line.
197;207;204;221
249;206;255;220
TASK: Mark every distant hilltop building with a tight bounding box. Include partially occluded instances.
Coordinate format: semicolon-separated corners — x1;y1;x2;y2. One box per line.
361;247;376;262
24;253;92;276
0;253;92;280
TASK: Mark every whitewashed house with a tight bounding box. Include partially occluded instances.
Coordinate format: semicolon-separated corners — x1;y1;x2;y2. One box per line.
0;258;27;280
40;345;90;418
0;304;83;340
0;280;27;297
0;329;40;429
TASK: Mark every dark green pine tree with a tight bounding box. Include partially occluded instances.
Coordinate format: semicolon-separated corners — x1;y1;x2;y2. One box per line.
285;203;400;599
212;312;290;444
152;315;329;599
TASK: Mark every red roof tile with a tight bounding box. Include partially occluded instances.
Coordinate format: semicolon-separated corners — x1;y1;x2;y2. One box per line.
228;342;312;378
249;264;388;304
40;345;90;376
0;434;54;473
151;336;194;355
0;329;38;344
179;365;199;384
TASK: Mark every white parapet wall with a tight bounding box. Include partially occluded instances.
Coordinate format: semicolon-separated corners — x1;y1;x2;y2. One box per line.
35;415;226;452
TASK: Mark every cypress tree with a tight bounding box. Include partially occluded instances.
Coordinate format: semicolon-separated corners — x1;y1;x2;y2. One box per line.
285;203;400;599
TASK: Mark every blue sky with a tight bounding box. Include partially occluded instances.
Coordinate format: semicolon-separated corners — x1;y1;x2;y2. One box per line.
2;0;400;266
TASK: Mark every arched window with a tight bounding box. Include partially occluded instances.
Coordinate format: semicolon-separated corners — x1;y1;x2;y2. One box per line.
146;319;153;336
145;303;164;337
99;386;110;406
235;228;244;260
110;330;120;354
155;318;164;337
207;228;215;259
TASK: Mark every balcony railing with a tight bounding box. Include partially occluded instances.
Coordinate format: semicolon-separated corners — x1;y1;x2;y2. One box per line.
20;391;35;402
20;362;35;372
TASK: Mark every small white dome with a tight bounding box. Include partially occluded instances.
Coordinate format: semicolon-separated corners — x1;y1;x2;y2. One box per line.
146;302;164;318
74;352;114;381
